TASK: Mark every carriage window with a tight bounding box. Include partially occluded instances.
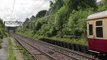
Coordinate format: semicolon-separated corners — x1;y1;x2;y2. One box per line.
96;21;103;37
89;24;93;35
96;21;102;26
96;27;103;37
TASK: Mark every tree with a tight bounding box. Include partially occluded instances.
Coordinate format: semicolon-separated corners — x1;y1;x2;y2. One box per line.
18;0;97;38
36;10;47;18
0;18;6;37
98;0;107;11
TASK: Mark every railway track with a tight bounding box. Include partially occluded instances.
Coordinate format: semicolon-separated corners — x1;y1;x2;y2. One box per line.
36;40;96;60
13;34;97;60
14;35;55;60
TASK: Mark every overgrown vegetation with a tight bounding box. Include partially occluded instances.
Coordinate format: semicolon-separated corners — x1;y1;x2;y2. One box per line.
0;39;2;48
0;19;7;48
17;0;107;45
0;19;6;37
8;37;32;60
8;38;16;60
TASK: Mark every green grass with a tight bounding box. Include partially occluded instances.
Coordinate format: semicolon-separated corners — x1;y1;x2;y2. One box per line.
47;37;88;46
8;37;16;60
17;31;88;46
8;37;32;60
33;34;88;45
17;30;34;38
0;39;2;49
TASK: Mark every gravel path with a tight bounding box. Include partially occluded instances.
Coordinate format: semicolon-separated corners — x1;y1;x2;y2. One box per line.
0;38;8;60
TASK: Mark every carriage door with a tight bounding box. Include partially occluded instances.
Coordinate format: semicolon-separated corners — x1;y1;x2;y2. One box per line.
88;24;95;50
95;21;103;50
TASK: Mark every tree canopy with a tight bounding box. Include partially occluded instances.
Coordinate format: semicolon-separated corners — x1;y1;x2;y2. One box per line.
19;0;107;38
36;10;47;18
0;19;6;37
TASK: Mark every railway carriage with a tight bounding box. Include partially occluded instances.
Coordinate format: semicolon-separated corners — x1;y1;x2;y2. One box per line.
87;11;107;55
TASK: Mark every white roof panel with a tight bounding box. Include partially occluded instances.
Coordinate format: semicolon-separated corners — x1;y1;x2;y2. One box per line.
87;11;107;20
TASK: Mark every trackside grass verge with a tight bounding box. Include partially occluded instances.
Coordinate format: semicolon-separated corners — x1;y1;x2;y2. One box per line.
16;41;32;60
17;32;88;46
8;37;16;60
0;39;3;49
44;37;88;46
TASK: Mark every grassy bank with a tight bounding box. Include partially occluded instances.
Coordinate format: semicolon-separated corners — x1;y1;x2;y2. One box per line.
44;37;88;46
8;37;16;60
17;32;88;46
0;39;2;48
8;37;32;60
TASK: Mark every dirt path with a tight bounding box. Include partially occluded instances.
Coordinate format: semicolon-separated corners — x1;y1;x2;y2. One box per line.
0;38;8;60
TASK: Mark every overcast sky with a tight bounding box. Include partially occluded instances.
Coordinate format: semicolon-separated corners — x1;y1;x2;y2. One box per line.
0;0;101;22
97;0;101;2
0;0;51;22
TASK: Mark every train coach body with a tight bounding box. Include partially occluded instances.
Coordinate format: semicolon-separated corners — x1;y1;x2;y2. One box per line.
87;11;107;54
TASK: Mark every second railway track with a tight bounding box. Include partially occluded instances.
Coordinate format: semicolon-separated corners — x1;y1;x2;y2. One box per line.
12;34;97;60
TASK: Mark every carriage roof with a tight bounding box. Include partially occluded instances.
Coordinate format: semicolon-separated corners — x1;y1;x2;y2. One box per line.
87;11;107;20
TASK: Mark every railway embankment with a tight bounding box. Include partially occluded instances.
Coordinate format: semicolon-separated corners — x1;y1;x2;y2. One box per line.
9;36;33;60
8;37;16;60
17;32;87;45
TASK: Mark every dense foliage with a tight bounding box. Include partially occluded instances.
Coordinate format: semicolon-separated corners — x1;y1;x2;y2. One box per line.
98;0;107;11
0;19;6;37
36;10;47;18
18;0;107;39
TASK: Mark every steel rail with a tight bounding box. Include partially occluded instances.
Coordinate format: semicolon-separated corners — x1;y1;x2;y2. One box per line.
14;36;55;60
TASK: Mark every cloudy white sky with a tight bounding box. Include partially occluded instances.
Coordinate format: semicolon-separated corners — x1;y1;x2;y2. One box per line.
97;0;101;2
0;0;51;22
